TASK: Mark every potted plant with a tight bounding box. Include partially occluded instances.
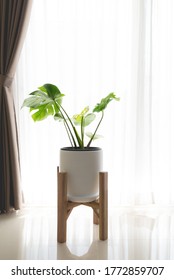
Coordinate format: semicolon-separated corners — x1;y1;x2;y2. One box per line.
22;83;120;202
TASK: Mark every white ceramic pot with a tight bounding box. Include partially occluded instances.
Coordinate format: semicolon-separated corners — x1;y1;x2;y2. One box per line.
59;147;103;202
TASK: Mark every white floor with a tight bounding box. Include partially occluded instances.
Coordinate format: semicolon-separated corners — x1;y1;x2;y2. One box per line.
0;205;174;260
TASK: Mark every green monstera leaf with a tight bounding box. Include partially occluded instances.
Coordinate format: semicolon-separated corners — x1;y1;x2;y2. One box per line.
22;84;64;122
73;107;96;127
73;113;96;127
38;84;61;99
84;113;96;126
93;93;120;112
72;106;89;125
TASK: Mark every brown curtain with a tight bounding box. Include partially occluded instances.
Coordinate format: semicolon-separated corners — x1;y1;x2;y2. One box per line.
0;0;32;213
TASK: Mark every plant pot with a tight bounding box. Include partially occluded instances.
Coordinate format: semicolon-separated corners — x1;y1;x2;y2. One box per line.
59;147;103;202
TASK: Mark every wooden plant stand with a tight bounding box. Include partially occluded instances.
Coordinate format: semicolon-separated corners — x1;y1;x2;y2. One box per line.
57;167;108;243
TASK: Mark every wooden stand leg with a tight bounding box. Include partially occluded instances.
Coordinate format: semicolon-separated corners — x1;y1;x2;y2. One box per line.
99;172;108;240
57;168;67;243
93;208;99;225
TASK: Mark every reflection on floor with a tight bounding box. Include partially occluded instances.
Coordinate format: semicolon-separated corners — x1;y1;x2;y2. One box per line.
0;205;174;260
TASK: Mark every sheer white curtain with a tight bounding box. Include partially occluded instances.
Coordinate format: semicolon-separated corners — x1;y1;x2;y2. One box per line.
15;0;174;206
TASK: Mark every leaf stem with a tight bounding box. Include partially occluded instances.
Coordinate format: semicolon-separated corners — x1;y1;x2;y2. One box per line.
63;121;73;147
59;103;83;148
81;116;84;149
54;101;77;147
87;111;104;147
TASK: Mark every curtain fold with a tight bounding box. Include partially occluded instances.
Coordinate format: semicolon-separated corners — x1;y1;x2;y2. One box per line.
0;0;32;213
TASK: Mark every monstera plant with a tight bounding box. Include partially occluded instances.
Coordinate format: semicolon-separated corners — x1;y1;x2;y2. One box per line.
22;83;120;203
22;83;120;149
